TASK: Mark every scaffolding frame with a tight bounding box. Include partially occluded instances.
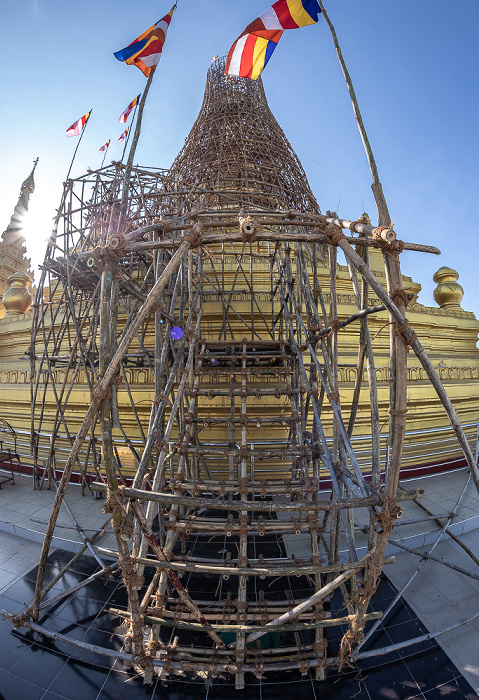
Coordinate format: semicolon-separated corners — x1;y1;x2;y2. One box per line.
5;57;478;691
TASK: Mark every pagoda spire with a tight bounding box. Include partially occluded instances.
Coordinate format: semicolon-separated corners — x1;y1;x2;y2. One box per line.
0;159;37;309
2;158;38;245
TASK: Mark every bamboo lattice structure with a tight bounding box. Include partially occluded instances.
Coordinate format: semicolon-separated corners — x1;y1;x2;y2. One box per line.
8;57;477;689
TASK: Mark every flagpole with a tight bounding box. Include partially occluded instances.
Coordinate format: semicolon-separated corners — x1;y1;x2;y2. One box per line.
118;0;178;225
65;110;93;181
119;70;156;224
121;104;138;162
100;146;109;168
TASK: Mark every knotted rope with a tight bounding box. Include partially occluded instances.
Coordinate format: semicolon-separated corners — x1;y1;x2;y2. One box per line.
323;223;345;246
183;227;204;249
393;320;418;347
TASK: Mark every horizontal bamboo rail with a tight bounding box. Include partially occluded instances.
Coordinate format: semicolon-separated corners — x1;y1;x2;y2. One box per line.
91;482;422;512
119;231;440;256
97;548;395;577
108;607;383;634
8;611;479;674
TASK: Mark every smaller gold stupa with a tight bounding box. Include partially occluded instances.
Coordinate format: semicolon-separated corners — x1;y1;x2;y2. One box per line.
2;271;33;315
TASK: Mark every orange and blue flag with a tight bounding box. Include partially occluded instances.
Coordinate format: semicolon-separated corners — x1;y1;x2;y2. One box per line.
119;94;141;123
114;6;175;77
225;0;321;79
66;111;91;137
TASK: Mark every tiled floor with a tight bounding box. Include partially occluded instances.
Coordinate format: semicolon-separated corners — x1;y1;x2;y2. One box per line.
0;546;477;699
0;469;478;698
0;530;43;593
385;531;479;694
1;469;479;558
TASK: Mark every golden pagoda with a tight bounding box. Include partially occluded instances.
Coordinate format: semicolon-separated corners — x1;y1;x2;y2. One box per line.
0;160;36;318
0;65;477;483
1;56;479;689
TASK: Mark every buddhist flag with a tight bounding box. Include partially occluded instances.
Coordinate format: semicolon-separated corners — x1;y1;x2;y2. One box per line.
119;94;141;123
99;140;110;152
114;6;175;77
225;0;321;79
66;111;91;137
118;127;129;144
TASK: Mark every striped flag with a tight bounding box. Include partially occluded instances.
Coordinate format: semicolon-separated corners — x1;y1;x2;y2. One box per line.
99;140;110;153
225;0;321;79
114;6;175;77
119;94;141;123
66;111;91;137
118;127;129;144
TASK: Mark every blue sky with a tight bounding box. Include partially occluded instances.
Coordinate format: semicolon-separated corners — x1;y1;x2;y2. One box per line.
1;1;479;318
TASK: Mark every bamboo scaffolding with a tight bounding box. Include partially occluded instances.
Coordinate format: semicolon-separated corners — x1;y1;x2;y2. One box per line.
19;51;477;689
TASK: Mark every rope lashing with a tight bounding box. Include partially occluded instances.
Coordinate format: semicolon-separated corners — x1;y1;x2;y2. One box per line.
323;223;345;246
183;223;204;249
121;556;145;591
349;218;368;234
393;320;418;347
101;486;135;541
389;288;410;308
91;381;112;406
338;610;363;670
371;223;405;253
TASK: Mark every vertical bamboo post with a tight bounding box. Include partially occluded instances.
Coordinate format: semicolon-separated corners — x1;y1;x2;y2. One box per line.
235;339;249;690
31;240;192;620
97;263;145;663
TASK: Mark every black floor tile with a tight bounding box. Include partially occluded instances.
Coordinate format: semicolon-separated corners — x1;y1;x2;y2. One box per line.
157;678;209;700
107;585;129;607
40;613;90;639
384;603;417;628
0;671;46;700
70;628;119;670
0;626;29;672
2;579;35;606
89;608;126;635
453;675;479;699
0;554;475;700
261;678;317;700
47;660;109;700
207;679;259;699
10;642;67;689
360;660;421;699
407;646;461;694
46;551;100;577
24;634;73;663
422;683;467;699
100;669;157;699
385;618;427;646
54;594;106;623
67;577;119;603
396;638;437;661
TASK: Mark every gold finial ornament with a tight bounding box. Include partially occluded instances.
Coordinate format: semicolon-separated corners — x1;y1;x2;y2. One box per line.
433;266;464;309
2;272;33;315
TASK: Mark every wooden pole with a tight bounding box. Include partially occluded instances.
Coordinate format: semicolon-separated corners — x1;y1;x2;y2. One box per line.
31;240;191;620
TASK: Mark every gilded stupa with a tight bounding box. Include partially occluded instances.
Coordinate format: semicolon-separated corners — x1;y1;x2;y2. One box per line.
0;56;478;689
0;160;36;318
